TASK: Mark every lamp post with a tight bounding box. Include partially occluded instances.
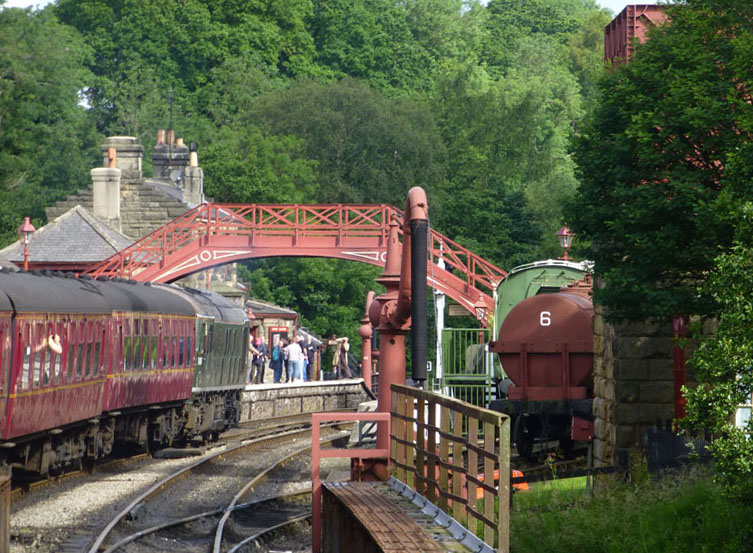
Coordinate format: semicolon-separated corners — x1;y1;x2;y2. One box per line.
18;217;36;271
557;225;574;261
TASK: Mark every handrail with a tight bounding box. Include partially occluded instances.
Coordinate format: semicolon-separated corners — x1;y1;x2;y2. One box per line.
390;384;511;552
311;411;391;553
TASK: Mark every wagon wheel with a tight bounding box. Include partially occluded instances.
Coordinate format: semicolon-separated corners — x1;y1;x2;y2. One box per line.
514;416;535;458
559;435;574;458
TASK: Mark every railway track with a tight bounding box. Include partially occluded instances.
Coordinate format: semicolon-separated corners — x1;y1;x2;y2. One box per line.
10;411;346;501
86;421;350;553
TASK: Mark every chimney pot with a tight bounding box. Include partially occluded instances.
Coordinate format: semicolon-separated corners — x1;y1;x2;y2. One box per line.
157;129;166;144
176;137;184;147
167;129;175;145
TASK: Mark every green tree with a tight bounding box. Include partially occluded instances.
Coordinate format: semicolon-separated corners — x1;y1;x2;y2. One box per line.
566;0;753;320
54;0;320;136
433;35;584;267
201;127;316;204
252;78;446;206
308;0;432;94
685;203;753;493
0;7;100;245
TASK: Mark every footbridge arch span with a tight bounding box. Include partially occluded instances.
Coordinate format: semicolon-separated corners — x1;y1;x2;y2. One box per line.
84;203;506;327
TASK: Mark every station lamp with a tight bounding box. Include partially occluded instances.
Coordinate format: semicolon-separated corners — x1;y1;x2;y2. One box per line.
18;217;36;271
557;225;574;261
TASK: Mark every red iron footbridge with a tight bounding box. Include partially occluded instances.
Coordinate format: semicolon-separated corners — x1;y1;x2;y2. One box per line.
84;203;506;327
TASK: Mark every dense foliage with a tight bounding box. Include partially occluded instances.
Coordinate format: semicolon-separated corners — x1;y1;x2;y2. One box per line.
0;0;610;341
568;0;753;488
684;204;753;493
0;6;99;244
567;0;753;320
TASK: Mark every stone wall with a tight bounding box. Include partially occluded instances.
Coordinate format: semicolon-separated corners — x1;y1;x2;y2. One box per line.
240;380;373;422
593;305;677;467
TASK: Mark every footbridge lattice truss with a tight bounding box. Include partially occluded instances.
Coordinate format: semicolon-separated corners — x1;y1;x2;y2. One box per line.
84;203;506;327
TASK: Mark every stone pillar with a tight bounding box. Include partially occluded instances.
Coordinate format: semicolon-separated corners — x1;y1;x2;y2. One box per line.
92;166;122;232
592;301;676;468
101;136;143;180
183;166;204;205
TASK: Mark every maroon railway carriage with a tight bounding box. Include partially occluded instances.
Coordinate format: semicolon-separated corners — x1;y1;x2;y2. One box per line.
489;291;594;456
0;271;196;473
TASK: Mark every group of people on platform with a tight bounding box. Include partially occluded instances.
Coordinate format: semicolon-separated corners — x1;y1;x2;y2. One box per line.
247;334;317;384
247;333;354;384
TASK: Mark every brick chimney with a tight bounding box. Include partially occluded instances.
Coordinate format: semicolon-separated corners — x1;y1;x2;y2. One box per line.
92;145;122;231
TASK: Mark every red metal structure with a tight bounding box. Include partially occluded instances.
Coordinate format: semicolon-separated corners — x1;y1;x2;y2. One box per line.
84;203;505;327
604;4;668;63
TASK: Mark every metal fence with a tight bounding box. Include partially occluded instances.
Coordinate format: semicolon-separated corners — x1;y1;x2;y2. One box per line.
390;384;511;552
436;328;496;408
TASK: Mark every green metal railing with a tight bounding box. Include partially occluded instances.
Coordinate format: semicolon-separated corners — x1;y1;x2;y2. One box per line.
436;328;498;409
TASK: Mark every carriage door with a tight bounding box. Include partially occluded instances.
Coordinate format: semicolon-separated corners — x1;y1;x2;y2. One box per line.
0;317;10;436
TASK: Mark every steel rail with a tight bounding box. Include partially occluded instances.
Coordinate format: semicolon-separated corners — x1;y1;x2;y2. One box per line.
211;434;337;553
86;423;346;553
100;490;311;553
226;513;311;553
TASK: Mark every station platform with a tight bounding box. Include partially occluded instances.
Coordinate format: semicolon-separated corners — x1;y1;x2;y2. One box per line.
240;378;373;421
321;478;491;553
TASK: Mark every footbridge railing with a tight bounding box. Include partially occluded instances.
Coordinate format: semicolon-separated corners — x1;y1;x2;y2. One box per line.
84;203;506;327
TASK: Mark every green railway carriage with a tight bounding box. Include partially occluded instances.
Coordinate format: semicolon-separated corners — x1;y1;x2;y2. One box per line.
162;286;249;439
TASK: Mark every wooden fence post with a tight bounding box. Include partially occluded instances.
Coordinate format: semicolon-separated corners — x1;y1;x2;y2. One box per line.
0;467;10;553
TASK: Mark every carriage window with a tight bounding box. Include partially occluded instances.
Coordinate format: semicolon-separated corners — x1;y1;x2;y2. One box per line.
143;335;151;370
31;323;43;388
133;335;141;371
113;324;123;372
67;324;76;381
124;336;132;371
49;345;59;385
206;325;213;355
186;336;193;366
83;323;91;378
92;336;101;378
76;342;84;379
20;324;30;390
163;336;170;368
150;334;158;369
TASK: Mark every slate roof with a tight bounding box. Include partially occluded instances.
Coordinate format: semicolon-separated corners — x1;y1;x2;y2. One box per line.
0;205;133;266
245;298;298;316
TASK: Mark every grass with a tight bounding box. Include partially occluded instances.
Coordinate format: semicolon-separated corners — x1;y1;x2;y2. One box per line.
509;467;753;553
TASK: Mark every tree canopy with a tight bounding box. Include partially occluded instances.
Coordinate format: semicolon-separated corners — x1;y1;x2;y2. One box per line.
0;6;99;245
0;0;608;343
566;0;753;320
566;0;753;487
